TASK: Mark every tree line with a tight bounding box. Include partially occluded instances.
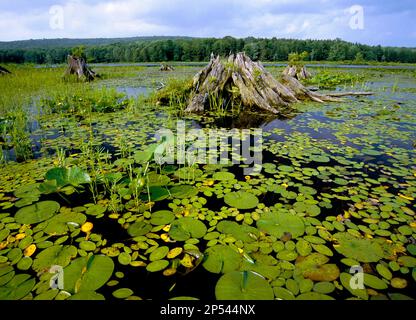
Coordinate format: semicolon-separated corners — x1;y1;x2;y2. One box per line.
1;37;415;64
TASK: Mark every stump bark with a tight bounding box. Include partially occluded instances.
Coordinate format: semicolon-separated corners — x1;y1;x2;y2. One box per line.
0;66;11;75
185;52;341;115
282;65;312;80
64;55;99;82
160;64;174;71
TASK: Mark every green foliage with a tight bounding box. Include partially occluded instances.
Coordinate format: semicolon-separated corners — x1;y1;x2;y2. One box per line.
71;46;86;60
1;37;415;64
305;70;365;88
151;78;193;114
288;51;309;67
40;88;129;114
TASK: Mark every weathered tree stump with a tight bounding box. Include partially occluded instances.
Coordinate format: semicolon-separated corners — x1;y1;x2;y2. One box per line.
282;65;312;80
64;55;99;82
160;64;174;71
0;66;11;75
185;52;343;115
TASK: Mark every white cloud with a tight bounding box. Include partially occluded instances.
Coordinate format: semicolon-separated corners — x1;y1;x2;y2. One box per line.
0;0;414;46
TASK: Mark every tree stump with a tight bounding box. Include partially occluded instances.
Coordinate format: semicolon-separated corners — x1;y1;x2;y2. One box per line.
185;52;341;115
282;65;312;80
0;66;11;75
160;64;174;71
64;55;99;82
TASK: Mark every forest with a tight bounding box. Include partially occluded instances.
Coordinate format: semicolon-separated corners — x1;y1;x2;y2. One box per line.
1;36;415;64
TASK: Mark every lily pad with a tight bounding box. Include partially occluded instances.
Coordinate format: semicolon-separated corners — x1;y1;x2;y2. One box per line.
15;201;60;225
150;246;170;261
45;166;91;188
224;192;259;210
0;274;35;300
33;245;77;272
215;271;274;300
150;210;175;226
332;232;385;262
296;253;340;281
128;221;152;237
203;245;242;274
112;288;134;299
44;212;86;235
213;172;235;181
68;291;105;300
170;185;199;199
169;217;207;241
257;211;305;239
64;255;115;293
216;221;259;242
146;260;169;272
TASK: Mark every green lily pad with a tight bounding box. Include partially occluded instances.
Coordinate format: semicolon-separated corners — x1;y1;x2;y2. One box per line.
297;292;334;300
15;201;60;225
146;260;169;272
112;288;134;299
68;291;105;300
17;257;33;271
376;263;392;280
128;221;152;237
340;272;368;300
0;274;35;300
174;167;203;180
86;204;107;216
213;172;235;181
257;211;305;239
364;274;388;290
313;282;335;294
118;252;132;265
147;173;170;187
332;232;385;262
203;245;242;274
150;210;175;226
33;245;77;272
215;271;274;300
224;192;259;210
44;212;86;235
170;185;199;199
64;255;114;293
147;187;170;201
216;221;259;242
398;256;416;267
45;166;91;188
150;246;169;261
169;217;207;241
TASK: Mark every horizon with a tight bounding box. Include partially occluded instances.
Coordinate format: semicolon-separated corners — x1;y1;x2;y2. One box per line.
1;0;415;47
1;35;415;49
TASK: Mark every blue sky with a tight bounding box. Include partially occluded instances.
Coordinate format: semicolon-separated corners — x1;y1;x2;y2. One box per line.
0;0;415;47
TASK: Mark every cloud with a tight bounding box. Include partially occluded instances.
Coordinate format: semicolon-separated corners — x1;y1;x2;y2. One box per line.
0;0;414;47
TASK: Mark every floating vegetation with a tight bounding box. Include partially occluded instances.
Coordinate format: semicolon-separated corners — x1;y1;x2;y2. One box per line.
0;64;415;301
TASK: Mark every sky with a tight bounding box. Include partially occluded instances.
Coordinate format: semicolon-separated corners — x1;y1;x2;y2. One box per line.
0;0;415;47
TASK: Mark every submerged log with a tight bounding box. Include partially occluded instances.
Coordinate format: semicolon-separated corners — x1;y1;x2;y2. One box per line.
185;52;342;115
282;64;312;80
64;55;99;82
0;66;11;75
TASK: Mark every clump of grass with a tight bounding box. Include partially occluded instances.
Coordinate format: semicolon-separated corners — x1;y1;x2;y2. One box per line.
305;70;365;89
40;88;129;114
151;78;193;106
